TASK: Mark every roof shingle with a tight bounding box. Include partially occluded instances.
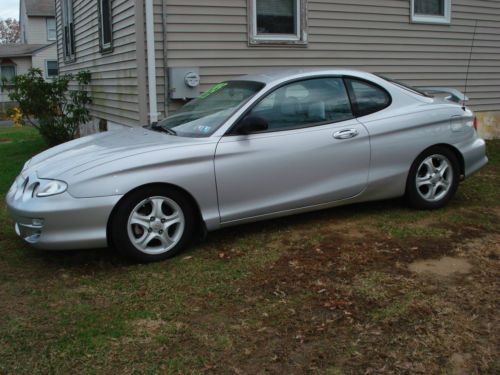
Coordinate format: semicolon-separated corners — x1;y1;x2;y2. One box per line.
25;0;56;17
0;44;51;58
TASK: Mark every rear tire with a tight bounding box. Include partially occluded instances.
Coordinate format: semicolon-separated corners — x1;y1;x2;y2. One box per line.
406;146;460;210
110;186;197;262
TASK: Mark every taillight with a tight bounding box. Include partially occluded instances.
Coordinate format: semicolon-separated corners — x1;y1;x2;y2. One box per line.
473;117;478;130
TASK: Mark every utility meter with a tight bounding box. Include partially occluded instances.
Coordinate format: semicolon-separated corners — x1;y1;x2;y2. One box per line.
184;71;200;88
169;67;201;99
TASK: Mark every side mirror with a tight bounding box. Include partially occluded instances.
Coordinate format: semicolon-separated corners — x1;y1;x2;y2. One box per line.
235;116;268;135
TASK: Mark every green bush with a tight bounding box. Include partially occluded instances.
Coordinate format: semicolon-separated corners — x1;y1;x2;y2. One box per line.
4;68;92;146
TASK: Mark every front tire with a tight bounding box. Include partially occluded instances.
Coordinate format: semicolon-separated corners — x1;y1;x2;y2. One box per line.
110;186;196;262
406;147;460;210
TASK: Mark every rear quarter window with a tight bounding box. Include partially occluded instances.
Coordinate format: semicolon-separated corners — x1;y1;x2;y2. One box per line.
346;78;391;117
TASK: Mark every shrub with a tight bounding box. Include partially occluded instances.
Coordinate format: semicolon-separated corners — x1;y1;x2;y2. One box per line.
4;68;92;146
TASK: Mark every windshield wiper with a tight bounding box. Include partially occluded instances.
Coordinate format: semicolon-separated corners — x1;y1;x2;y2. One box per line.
150;124;177;135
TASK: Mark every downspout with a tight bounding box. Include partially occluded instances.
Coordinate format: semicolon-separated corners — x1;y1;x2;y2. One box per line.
145;0;159;124
161;0;168;117
135;0;148;125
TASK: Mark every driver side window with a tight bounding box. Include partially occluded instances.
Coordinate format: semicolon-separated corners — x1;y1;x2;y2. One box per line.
243;77;353;132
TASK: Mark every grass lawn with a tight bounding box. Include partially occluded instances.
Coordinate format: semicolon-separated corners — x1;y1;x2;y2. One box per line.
0;127;498;374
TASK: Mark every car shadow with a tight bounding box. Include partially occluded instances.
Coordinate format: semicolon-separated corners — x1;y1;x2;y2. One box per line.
28;246;133;271
26;197;407;271
203;198;408;245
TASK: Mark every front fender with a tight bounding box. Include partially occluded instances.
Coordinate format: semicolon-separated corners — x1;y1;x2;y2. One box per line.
66;142;221;230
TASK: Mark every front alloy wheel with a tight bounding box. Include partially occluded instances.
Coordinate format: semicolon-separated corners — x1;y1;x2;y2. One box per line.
127;196;185;255
111;186;196;262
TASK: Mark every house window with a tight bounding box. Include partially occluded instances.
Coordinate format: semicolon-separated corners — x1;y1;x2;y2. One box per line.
0;64;16;82
249;0;307;45
61;0;76;61
411;0;451;24
47;18;56;41
0;63;16;92
98;0;113;52
46;60;59;78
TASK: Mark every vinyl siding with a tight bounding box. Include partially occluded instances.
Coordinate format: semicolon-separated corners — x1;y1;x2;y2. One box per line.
55;0;142;126
25;16;55;44
32;44;58;78
165;0;500;112
54;0;500;126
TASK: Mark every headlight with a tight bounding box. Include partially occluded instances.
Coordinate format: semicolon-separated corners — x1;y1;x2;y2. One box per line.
35;179;68;197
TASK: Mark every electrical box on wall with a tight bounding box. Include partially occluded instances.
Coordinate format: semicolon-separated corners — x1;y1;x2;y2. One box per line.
169;67;201;99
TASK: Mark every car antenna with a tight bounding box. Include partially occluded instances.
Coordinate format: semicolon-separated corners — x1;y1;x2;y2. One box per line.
463;20;478;110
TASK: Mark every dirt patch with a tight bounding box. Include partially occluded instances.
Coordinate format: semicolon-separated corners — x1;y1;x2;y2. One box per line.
449;353;472;375
460;234;500;260
408;256;472;276
132;318;166;335
203;225;496;374
0;138;12;144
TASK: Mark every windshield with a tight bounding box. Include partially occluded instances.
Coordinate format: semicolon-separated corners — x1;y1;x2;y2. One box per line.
376;74;431;97
155;80;265;137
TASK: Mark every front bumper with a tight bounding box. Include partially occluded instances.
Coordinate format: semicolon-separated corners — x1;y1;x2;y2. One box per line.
6;182;122;250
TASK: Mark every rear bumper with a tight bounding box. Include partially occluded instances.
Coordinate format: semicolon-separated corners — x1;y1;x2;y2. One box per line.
460;137;488;178
6;190;121;250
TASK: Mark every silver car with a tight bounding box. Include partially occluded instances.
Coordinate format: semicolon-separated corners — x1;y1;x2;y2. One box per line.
6;70;488;261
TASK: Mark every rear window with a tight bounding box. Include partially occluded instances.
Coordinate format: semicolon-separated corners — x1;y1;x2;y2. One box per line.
346;78;391;117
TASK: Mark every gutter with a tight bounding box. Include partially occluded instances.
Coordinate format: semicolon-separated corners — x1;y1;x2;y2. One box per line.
145;0;159;124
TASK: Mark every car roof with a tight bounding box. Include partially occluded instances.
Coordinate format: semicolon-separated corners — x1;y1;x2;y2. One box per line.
237;69;377;85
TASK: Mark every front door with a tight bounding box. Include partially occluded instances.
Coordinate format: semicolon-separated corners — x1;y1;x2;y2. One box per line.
214;77;370;223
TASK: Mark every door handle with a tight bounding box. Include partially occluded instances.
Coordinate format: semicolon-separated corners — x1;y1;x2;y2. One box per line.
333;129;359;139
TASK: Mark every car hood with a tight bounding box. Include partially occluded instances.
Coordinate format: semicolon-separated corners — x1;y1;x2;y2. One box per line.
24;127;212;179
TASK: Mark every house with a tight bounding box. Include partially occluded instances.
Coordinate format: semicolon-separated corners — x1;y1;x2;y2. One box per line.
54;0;499;137
0;0;58;112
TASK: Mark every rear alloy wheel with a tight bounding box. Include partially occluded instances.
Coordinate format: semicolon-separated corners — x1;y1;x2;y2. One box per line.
111;186;196;262
406;147;459;209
